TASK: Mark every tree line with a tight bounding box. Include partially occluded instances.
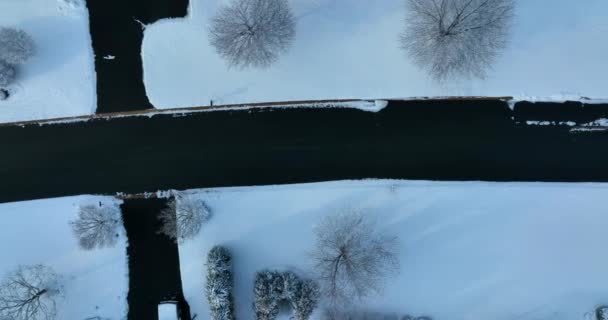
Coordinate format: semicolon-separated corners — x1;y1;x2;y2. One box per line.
209;0;515;80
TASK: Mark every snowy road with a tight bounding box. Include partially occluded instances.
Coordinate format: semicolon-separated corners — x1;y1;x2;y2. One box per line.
0;99;607;203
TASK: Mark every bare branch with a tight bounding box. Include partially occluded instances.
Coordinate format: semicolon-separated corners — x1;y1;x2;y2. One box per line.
69;202;122;250
209;0;296;68
0;28;35;66
401;0;515;80
0;61;16;88
158;196;212;243
157;200;178;241
0;265;62;320
312;210;399;305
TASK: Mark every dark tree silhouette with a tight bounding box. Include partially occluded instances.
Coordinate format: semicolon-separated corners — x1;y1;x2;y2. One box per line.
312;210;399;304
401;0;515;80
0;61;15;88
209;0;296;68
0;265;62;320
158;196;212;243
70;202;122;250
0;27;35;66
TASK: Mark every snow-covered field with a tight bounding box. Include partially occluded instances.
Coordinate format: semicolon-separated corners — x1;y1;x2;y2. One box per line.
1;0;606;122
143;0;608;108
0;0;96;123
0;195;128;320
177;180;608;320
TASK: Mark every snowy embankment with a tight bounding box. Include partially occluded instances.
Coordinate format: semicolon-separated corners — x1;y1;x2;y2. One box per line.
142;0;608;109
177;180;608;320
21;99;387;126
0;0;96;123
0;195;128;320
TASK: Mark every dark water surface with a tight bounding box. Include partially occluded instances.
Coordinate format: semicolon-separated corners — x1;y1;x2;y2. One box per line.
1;100;607;204
122;198;191;320
85;0;189;113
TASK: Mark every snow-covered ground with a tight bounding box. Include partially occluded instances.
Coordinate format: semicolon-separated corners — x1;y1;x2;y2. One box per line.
177;180;608;320
0;195;128;320
0;0;96;123
2;0;605;123
143;0;608;108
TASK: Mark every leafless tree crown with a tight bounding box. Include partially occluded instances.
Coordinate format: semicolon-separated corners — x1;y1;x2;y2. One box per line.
0;60;15;88
0;265;62;320
0;27;35;66
209;0;296;68
158;196;212;242
312;210;399;304
69;202;122;250
401;0;515;80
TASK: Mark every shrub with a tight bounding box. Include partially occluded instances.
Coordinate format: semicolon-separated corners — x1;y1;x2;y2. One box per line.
206;246;235;320
597;306;608;320
291;278;320;320
0;28;35;65
253;270;283;320
253;270;319;320
0;61;15;88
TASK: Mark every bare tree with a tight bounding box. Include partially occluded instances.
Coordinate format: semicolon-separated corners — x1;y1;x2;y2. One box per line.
158;196;212;242
312;210;399;305
209;0;296;68
400;0;515;80
0;60;15;88
0;27;35;66
0;265;62;320
69;202;122;250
